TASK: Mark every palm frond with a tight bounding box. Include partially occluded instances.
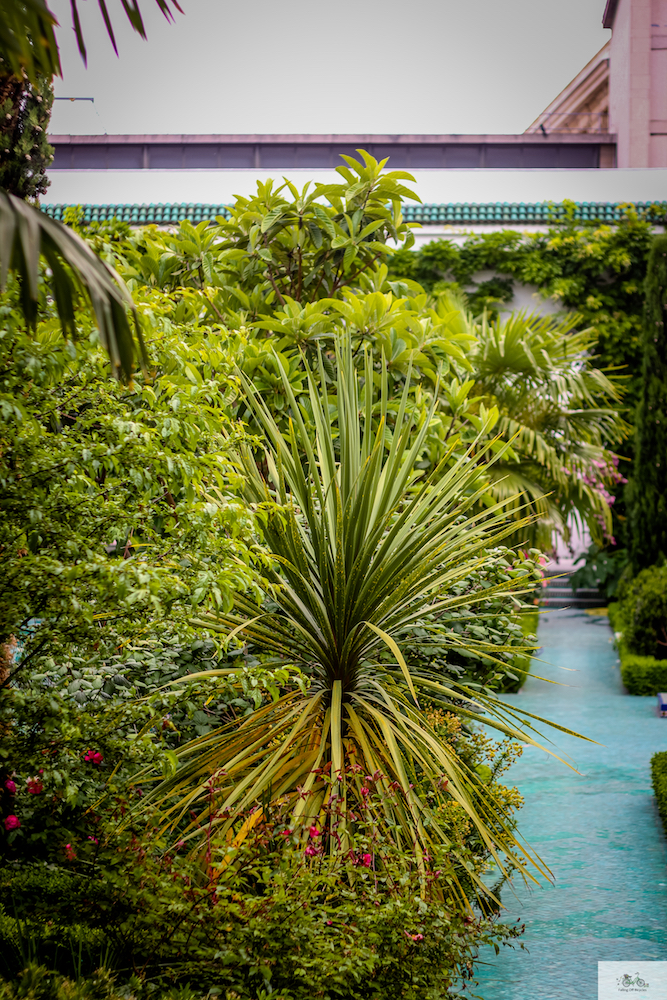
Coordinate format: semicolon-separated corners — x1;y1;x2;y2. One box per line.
0;191;146;380
0;0;183;80
470;309;629;543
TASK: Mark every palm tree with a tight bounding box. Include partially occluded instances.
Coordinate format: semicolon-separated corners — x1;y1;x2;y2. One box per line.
471;309;628;550
142;339;584;900
0;0;181;378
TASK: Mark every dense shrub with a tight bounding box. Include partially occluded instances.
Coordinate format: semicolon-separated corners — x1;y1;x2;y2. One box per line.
651;751;667;833
0;794;524;998
391;549;543;695
626;233;667;572
608;600;667;695
503;611;540;693
388;211;653;409
389;212;650;560
619;566;667;659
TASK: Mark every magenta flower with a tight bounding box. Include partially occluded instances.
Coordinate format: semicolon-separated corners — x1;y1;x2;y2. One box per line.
308;825;321;838
405;932;424;942
64;843;77;861
26;777;44;795
83;750;103;766
361;853;372;868
4;814;20;831
4;779;16;795
360;786;370;797
304;844;319;857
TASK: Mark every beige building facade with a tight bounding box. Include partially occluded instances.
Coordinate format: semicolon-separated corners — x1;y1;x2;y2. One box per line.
527;0;667;168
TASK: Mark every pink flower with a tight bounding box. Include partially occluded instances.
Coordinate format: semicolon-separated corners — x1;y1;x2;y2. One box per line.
308;825;321;838
87;836;99;845
26;777;44;795
4;779;16;795
405;932;424;942
361;853;372;868
360;786;370;797
280;829;292;837
4;815;20;831
304;844;318;857
64;843;77;861
83;750;103;765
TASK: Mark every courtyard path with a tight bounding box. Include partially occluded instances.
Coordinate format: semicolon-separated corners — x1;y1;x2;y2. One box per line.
474;608;667;1000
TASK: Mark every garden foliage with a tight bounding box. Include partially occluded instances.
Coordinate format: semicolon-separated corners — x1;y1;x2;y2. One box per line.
388;208;654;410
651;751;667;835
0;305;264;678
608;581;667;696
0;1;583;992
626;234;667;572
0;153;621;993
0;647;525;995
389;210;653;568
142;340;553;894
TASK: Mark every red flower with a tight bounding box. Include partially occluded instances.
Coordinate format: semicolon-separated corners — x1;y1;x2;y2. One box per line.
361;853;372;868
308;825;321;838
64;843;77;861
4;779;16;795
360;786;370;797
83;750;103;766
4;815;20;831
304;844;319;857
26;777;44;795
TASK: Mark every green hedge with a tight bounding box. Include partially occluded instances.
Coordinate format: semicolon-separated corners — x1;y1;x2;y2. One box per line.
651;752;667;833
503;611;540;693
609;602;667;695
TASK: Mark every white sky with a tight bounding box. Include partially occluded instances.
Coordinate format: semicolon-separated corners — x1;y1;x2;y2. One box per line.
49;0;611;136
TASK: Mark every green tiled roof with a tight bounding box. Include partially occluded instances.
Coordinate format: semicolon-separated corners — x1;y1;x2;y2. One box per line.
40;201;667;226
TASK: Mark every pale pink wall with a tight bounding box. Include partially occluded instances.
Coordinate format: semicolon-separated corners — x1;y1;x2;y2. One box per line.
650;0;667;164
610;0;667;166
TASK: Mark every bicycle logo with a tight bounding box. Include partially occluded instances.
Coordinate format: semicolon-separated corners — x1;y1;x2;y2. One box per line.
617;973;650;990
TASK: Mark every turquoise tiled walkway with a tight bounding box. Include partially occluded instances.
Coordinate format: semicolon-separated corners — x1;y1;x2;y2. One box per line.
475;609;667;1000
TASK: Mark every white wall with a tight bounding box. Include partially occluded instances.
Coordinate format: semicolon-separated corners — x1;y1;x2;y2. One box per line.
42;167;667;210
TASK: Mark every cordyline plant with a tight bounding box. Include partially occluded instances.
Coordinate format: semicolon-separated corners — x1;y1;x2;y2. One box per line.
139;339;585;901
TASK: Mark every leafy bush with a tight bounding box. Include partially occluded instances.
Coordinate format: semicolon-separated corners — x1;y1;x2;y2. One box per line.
651;751;667;834
570;544;629;600
618;649;667;696
0;638;300;862
503;611;540;694
0;966;128;1000
389;548;543;696
0;794;524;998
387;209;653;409
389;211;649;555
619;566;667;659
0;307;264;676
608;600;667;695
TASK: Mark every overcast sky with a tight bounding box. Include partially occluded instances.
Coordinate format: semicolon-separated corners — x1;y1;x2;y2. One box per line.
49;0;610;136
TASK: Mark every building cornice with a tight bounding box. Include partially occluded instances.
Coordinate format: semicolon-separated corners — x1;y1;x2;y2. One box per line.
48;132;615;147
602;0;619;29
